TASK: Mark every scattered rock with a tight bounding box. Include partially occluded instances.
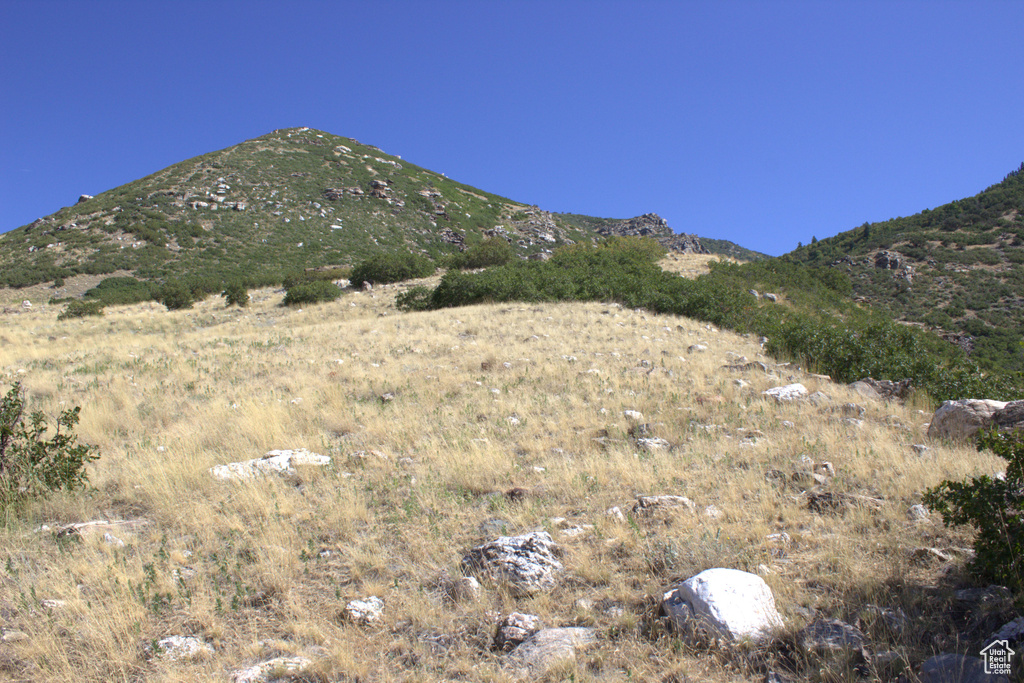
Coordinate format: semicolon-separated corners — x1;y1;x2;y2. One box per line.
985;616;1024;649
623;410;644;421
147;635;213;661
230;656;313;683
462;531;563;594
343;596;384;625
927;399;1007;441
841;403;866;419
907;504;930;522
763;383;808;402
912;444;930;455
919;653;1006;683
77;194;93;203
799;618;867;658
505;627;598;676
807;491;884;515
495;612;542;651
764;293;778;303
605;506;626;523
636;437;671;451
210;449;331;480
849;378;912;401
687;344;707;354
993;400;1024;432
633;495;696;515
660;568;784;642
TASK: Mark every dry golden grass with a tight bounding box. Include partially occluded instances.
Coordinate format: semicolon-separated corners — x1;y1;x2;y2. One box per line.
0;279;1003;682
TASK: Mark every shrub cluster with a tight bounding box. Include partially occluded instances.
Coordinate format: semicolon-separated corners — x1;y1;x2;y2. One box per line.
350;252;435;287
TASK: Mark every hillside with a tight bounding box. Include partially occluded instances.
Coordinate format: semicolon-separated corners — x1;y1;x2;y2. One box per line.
0;128;708;290
0;281;1010;682
784;164;1024;377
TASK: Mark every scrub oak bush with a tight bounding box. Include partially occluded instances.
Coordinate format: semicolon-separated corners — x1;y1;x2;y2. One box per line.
924;428;1024;591
0;383;99;508
448;237;515;269
350;252;435;287
57;299;104;321
283;280;342;306
222;282;249;307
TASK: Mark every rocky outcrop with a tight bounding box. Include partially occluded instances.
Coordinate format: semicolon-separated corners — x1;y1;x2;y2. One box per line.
594;213;707;254
209;449;331;480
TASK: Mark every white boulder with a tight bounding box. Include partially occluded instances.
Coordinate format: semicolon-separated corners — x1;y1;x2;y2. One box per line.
927;399;1007;441
763;383;808;402
661;568;783;642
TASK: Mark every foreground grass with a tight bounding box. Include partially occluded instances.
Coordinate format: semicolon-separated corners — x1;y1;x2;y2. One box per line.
0;273;1004;682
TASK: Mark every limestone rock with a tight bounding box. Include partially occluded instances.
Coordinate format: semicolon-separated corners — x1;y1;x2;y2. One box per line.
661;568;784;642
147;635;213;661
850;378;912;401
927;400;1007;441
343;596;384;625
210;449;331;480
495;612;542;651
231;656;313;683
505;627;598;676
993;400;1024;431
763;383;808;402
462;531;563;594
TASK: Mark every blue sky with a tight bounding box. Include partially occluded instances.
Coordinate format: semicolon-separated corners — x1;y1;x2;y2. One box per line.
2;0;1022;256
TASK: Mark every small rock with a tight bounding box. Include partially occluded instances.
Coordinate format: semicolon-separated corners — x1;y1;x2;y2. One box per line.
907;504;930;522
633;495;696;514
687;344;707;353
495;612;542;651
148;635;213;661
841;403;866;418
231;656;313;683
505;627;597;676
605;506;626;523
799;618;867;656
210;449;331;480
636;437;671;451
912;444;930;455
343;596;384;625
623;410;644;421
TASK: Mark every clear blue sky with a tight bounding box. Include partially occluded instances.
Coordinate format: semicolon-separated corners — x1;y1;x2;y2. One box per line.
2;1;1022;256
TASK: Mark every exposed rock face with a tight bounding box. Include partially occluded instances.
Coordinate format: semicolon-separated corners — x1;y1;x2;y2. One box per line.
594;213;708;254
799;618;867;657
343;596;384;625
927;399;1008;441
993;400;1024;431
461;531;563;594
661;568;784;642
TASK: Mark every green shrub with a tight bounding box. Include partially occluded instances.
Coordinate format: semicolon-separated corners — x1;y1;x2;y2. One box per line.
282;267;351;289
923;428;1024;591
223;282;249;307
350;252;435;287
395;286;434;312
450;238;516;269
0;383;99;509
158;280;194;310
57;300;104;321
283;280;342;306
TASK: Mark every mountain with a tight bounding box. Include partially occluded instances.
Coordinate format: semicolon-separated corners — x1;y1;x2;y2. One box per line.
0;127;713;290
784;164;1024;377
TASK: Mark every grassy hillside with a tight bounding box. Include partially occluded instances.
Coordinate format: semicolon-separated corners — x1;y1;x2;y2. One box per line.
0;277;1005;682
784;164;1024;378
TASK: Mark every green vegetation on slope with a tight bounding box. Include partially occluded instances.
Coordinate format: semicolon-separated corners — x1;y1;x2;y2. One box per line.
401;237;1017;402
785;163;1024;379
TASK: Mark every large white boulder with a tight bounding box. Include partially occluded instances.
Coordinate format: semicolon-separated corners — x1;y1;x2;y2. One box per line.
927;400;1007;441
661;568;783;642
